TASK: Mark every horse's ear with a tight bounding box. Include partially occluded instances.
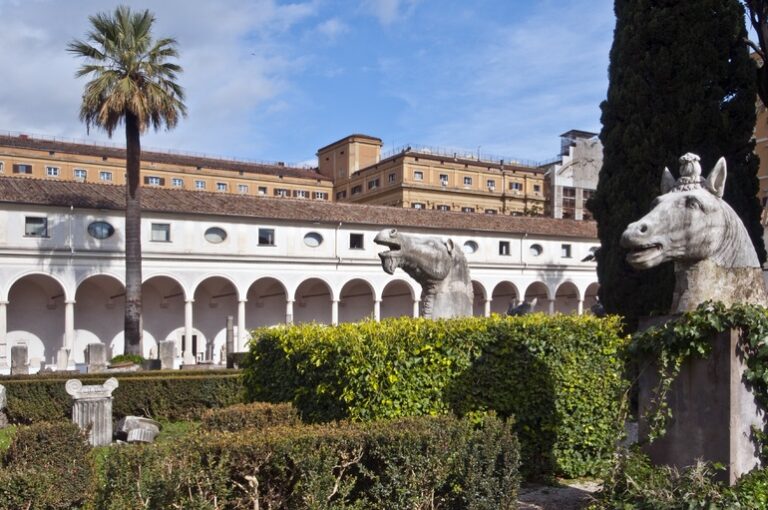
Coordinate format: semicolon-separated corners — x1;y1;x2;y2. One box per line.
706;157;727;198
661;167;675;194
444;238;455;254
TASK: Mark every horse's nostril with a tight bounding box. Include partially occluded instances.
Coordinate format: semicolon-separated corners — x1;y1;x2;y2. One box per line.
639;224;648;234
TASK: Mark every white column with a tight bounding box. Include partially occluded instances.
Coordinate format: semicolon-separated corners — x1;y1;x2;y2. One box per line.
412;299;420;318
285;300;294;324
484;299;491;317
183;300;195;364
548;299;555;315
65;300;75;352
0;301;7;368
373;300;381;322
237;299;247;351
331;299;339;325
577;299;584;315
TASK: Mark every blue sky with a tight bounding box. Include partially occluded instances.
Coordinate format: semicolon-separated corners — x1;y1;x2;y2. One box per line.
0;0;615;166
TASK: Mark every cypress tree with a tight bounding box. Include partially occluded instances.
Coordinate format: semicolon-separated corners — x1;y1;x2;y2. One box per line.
591;0;765;331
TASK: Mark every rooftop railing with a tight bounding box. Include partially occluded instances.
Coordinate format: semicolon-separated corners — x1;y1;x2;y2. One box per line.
382;143;561;168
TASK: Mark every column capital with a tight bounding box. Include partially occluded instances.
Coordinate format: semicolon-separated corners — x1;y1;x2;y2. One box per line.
65;299;77;305
239;298;248;304
185;299;195;304
0;301;8;306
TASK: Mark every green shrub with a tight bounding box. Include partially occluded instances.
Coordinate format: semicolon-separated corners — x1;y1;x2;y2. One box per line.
3;372;244;424
201;401;299;432
0;421;93;509
109;354;144;365
95;414;520;509
243;314;627;478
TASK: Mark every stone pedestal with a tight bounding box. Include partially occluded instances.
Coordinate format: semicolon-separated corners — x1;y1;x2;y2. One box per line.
85;343;107;373
638;324;763;484
158;340;175;370
57;348;71;371
10;345;28;375
65;378;118;447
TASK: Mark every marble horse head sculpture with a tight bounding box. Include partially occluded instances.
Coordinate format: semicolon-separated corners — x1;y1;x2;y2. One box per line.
620;153;767;313
374;228;473;319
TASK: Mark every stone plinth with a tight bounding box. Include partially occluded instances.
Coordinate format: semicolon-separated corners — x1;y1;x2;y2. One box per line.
10;345;28;375
158;340;175;370
638;324;763;484
85;343;107;373
116;415;161;444
65;377;118;446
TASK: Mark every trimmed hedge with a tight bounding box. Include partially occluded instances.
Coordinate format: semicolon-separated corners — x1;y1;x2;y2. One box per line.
201;401;299;432
95;413;520;509
243;314;628;478
0;421;93;509
2;371;244;423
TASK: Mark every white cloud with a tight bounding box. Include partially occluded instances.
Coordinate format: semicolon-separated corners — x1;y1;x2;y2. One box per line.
361;0;419;25
314;18;349;41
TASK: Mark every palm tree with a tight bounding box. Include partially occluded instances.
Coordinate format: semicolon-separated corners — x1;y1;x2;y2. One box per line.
68;6;186;356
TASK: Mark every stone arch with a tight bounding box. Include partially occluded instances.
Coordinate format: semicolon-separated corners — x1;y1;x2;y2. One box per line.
380;279;415;319
294;278;333;325
472;280;487;317
7;273;68;369
491;281;520;315
141;275;187;359
8;271;73;303
554;281;580;314
193;276;238;363
74;274;125;363
339;279;375;323
247;277;289;329
524;281;551;314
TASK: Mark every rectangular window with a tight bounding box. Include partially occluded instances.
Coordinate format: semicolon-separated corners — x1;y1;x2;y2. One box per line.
258;186;268;195
274;188;290;197
561;244;572;258
463;176;472;186
350;233;364;249
0;161;4;173
351;185;362;195
74;168;87;181
13;164;32;174
216;182;228;192
533;184;542;193
171;178;184;188
486;179;496;189
388;173;396;183
99;171;113;181
151;223;171;242
195;180;206;190
336;190;347;200
46;166;60;177
499;241;510;256
485;209;497;214
436;204;450;211
439;174;448;185
461;207;475;213
24;217;48;237
238;184;248;194
258;228;275;246
293;189;309;198
144;176;165;186
313;191;328;200
367;178;380;190
413;171;424;181
411;202;425;209
510;182;522;191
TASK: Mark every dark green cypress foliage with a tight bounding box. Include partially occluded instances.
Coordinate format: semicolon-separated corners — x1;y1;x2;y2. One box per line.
590;0;764;330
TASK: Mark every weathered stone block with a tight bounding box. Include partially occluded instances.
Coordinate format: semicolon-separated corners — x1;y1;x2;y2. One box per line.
158;340;175;370
10;345;28;376
85;343;107;373
66;377;118;447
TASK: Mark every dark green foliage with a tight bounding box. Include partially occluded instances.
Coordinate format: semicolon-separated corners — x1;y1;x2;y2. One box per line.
94;414;520;509
200;401;299;432
0;421;93;510
2;371;243;423
109;353;144;365
591;0;763;331
243;315;627;478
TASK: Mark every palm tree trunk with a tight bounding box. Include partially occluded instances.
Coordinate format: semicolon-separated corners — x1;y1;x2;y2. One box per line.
124;111;143;356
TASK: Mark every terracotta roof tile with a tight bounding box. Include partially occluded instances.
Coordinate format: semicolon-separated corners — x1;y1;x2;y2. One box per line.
0;177;597;239
0;134;330;181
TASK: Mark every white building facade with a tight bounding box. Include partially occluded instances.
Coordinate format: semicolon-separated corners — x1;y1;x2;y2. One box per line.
0;177;599;372
546;130;603;220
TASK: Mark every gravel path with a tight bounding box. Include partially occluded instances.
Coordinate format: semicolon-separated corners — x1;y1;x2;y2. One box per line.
517;480;601;510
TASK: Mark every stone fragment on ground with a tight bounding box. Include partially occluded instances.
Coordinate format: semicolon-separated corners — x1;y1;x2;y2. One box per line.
517;480;600;510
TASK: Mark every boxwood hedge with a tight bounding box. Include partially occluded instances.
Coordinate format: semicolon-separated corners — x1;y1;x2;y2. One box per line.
242;314;628;478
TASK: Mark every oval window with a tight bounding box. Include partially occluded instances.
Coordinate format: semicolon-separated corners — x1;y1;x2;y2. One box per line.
87;221;115;240
204;227;227;244
303;232;323;247
529;244;543;256
463;240;478;254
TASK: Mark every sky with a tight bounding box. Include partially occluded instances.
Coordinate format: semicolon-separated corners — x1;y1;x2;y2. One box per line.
0;0;615;167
